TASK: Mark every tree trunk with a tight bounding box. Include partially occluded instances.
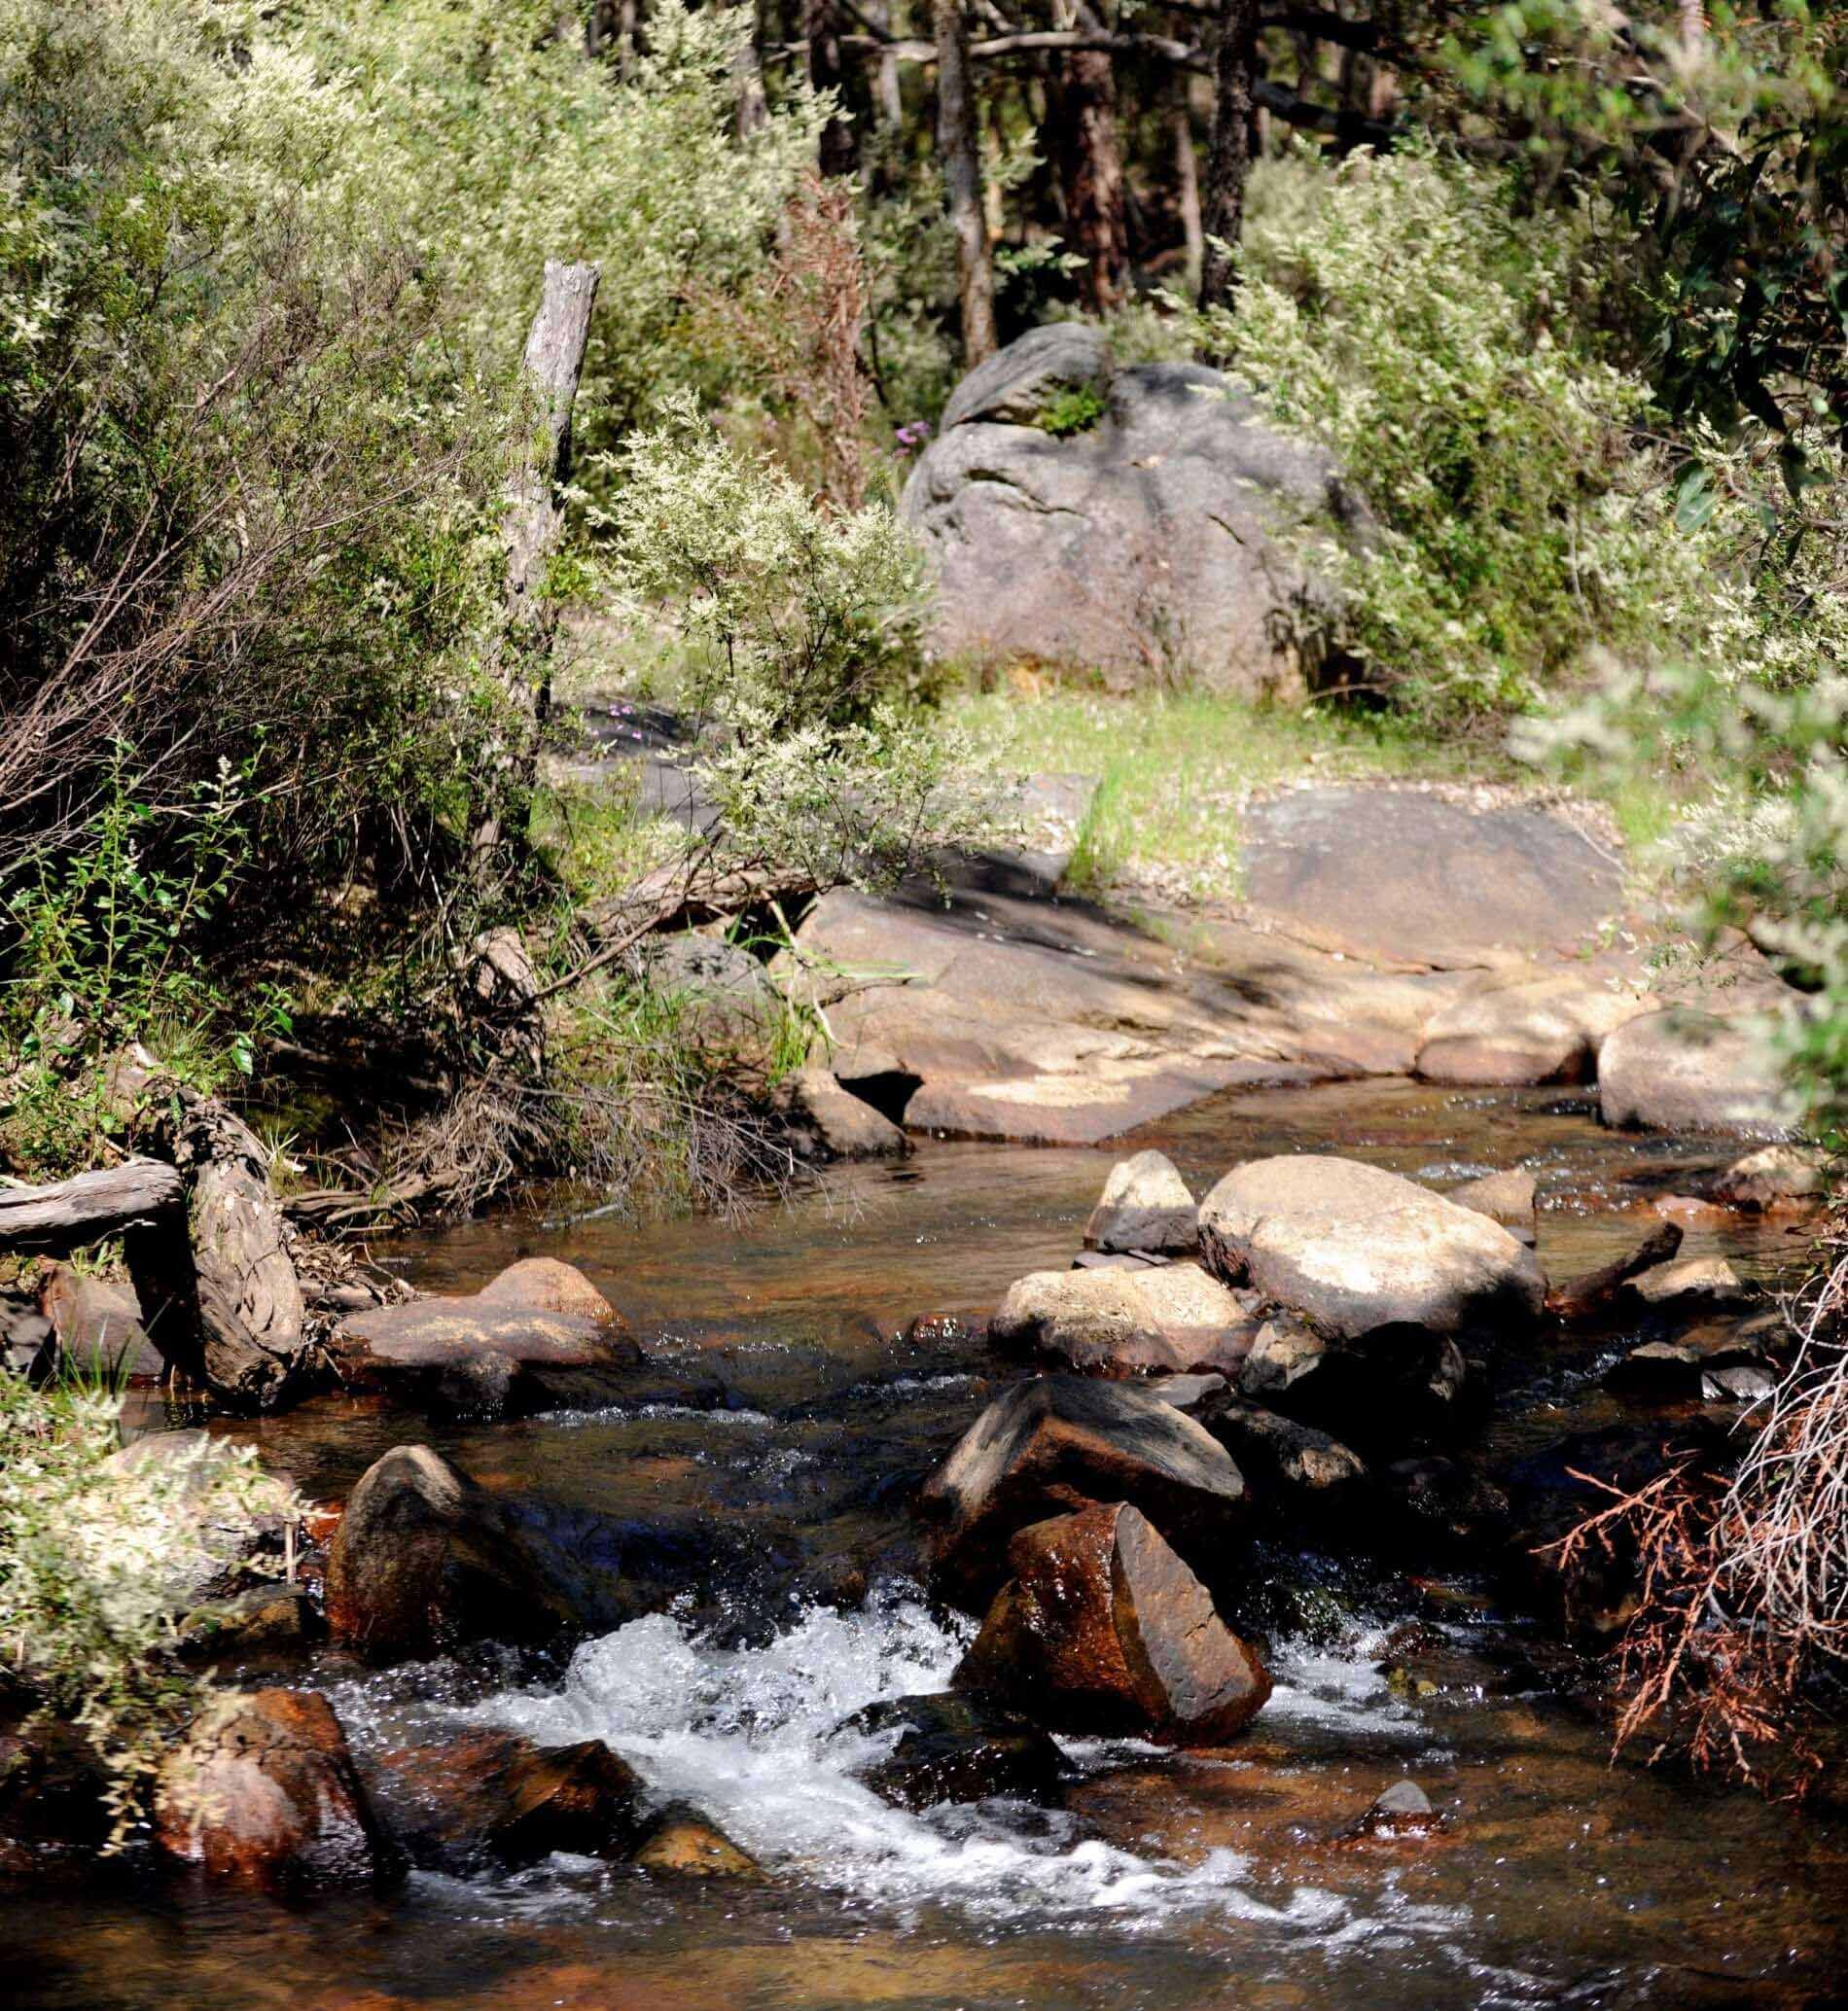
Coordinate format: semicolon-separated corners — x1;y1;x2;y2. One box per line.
1199;0;1262;314
805;0;858;176
476;259;601;864
934;0;998;366
1171;83;1204;295
1053;30;1130;314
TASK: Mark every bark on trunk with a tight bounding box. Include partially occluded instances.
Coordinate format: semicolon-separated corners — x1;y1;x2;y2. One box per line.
1171;84;1204;295
1054;32;1130;314
806;0;858;176
934;0;998;366
476;259;601;864
0;1160;183;1254
124;1098;309;1411
1198;0;1262;314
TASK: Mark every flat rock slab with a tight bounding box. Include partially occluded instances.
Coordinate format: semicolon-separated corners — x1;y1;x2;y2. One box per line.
1239;788;1624;966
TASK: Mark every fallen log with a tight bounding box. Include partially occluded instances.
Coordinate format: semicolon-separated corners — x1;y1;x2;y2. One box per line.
0;1159;184;1254
1548;1221;1684;1323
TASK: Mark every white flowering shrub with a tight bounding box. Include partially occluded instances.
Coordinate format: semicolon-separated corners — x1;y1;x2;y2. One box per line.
0;1379;299;1842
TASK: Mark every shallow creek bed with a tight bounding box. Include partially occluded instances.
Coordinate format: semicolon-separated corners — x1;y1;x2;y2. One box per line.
8;1082;1847;2011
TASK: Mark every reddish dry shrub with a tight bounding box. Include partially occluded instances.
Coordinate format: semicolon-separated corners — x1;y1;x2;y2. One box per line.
694;171;871;512
1546;1218;1848;1797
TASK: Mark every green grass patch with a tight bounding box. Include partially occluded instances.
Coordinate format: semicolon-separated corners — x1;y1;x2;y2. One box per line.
951;686;1472;900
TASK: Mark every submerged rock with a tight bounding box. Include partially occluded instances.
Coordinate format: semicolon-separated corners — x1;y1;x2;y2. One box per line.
324;1445;577;1663
330;1259;642;1417
1199;1155;1545;1340
1202;1400;1367;1507
1083;1149;1198;1254
632;1803;765;1881
1446;1170;1539;1247
841;1692;1064;1810
1711;1143;1828;1211
989;1261;1258;1378
954;1502;1271;1745
1342;1778;1443;1840
364;1728;645;1869
918;1375;1249;1611
155;1689;398;1889
1598;1008;1791;1135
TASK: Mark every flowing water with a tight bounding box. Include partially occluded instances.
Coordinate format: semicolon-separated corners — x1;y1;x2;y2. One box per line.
8;1082;1847;2011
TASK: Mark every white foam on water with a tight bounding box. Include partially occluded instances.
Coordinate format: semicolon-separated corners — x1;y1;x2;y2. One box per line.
454;1590;1459;1938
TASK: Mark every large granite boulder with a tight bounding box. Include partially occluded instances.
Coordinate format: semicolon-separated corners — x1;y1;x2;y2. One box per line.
918;1375;1249;1610
904;328;1366;694
989;1261;1258;1378
1199;1154;1546;1339
1598;1009;1792;1135
953;1502;1270;1745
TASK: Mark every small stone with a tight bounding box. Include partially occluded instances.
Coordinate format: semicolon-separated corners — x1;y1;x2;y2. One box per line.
1711;1144;1829;1212
1148;1372;1228;1415
778;1067;910;1159
478;1257;627;1327
1344;1778;1442;1839
1704;1363;1777;1405
1605;1341;1703;1398
1205;1401;1367;1503
632;1803;765;1881
1446;1170;1538;1246
1084;1149;1198;1254
1548;1222;1683;1323
1628;1255;1748;1309
1238;1314;1326;1398
990;1262;1258;1378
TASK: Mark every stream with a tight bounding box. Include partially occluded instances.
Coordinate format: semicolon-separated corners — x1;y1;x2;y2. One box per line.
8;1081;1846;2011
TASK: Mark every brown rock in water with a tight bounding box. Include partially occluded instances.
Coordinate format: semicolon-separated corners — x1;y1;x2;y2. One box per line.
155;1689;397;1888
1415;971;1647;1088
777;1066;910;1159
1199;1155;1545;1341
1446;1170;1539;1246
1083;1149;1199;1254
330;1282;642;1416
1341;1779;1443;1841
324;1444;575;1663
918;1376;1248;1612
954;1502;1270;1745
632;1803;765;1880
1547;1221;1683;1323
1627;1255;1749;1311
365;1727;644;1868
478;1257;630;1328
989;1262;1258;1378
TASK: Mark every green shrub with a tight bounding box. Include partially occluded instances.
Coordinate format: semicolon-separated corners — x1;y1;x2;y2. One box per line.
1036;384;1108;437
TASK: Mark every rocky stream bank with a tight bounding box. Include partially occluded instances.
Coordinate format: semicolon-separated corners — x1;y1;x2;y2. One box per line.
3;787;1845;2011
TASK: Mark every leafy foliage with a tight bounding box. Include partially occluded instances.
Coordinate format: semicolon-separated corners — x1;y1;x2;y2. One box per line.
0;1378;298;1842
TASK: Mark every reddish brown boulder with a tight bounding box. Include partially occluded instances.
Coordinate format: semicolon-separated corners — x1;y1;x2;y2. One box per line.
918;1376;1248;1612
954;1502;1270;1745
364;1727;645;1869
324;1445;576;1664
155;1689;397;1888
330;1271;641;1416
632;1803;765;1880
